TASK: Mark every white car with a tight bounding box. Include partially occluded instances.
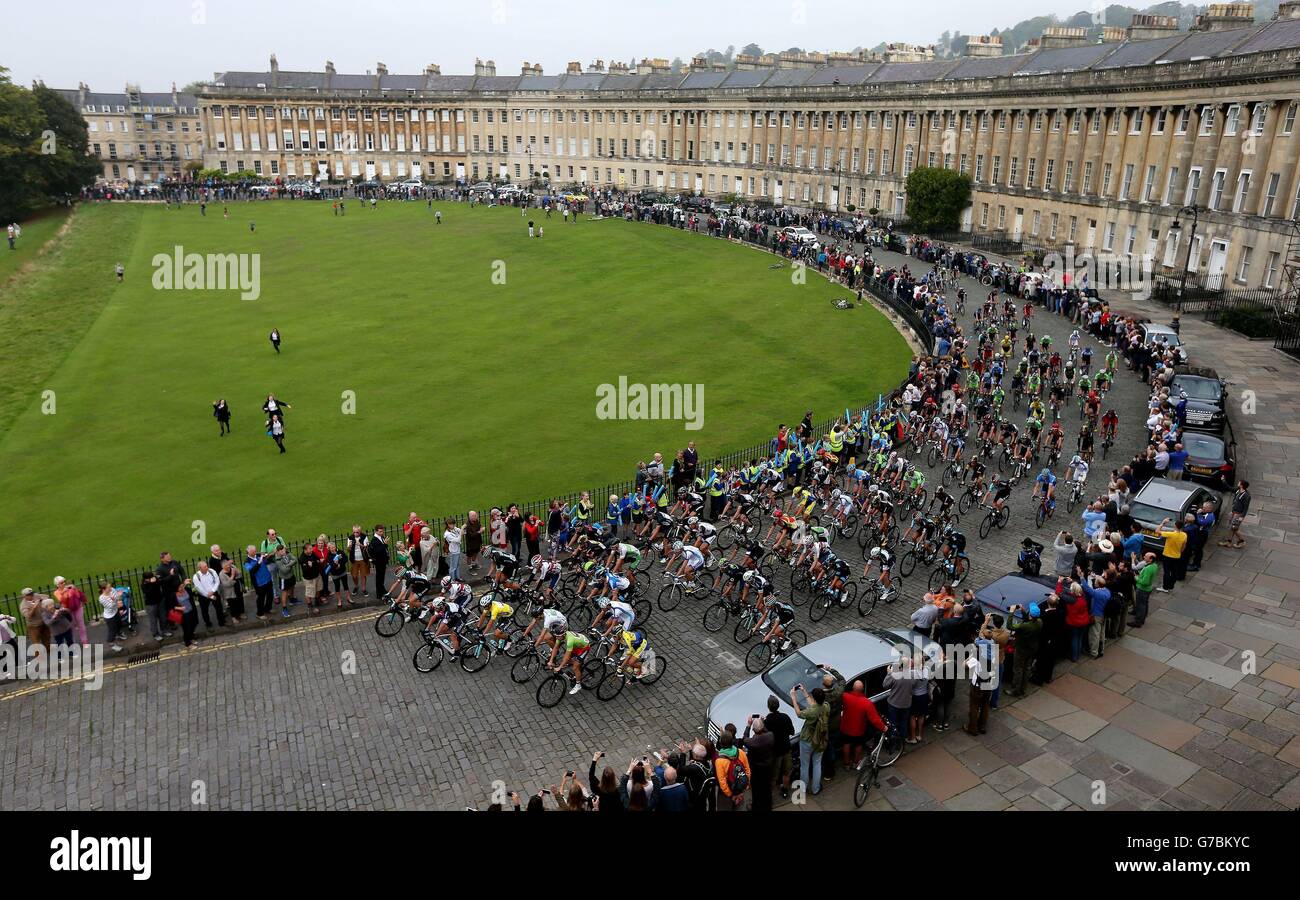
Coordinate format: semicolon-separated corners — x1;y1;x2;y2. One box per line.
781;226;817;245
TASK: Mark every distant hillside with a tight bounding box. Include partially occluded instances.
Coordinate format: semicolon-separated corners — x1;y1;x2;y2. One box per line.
689;1;1282;68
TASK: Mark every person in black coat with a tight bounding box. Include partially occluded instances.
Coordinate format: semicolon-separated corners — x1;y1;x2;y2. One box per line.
212;398;231;436
366;525;390;598
1033;594;1066;685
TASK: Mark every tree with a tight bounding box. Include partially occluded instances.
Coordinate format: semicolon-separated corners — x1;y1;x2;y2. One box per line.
905;167;972;232
31;85;99;199
741;43;763;58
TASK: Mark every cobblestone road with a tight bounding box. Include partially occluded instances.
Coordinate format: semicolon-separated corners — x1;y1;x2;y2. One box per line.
2;231;1298;811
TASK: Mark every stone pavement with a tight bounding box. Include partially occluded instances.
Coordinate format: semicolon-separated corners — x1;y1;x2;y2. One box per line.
1;229;1299;811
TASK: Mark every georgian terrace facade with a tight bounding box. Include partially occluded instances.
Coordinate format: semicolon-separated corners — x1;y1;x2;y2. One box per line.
199;17;1300;292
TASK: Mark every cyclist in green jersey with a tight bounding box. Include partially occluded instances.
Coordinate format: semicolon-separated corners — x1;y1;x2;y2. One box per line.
992;386;1006;411
550;630;591;694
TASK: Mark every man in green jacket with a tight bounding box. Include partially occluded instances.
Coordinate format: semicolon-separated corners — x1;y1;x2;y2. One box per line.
1130;552;1159;628
1007;603;1042;696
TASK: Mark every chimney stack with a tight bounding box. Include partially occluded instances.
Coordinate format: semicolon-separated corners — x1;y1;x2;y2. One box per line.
1191;3;1255;32
474;58;497;76
1037;25;1090;49
325;60;336;75
566;61;582;74
1101;25;1127;42
963;34;1004;57
586;59;605;73
1280;0;1300;19
1127;13;1180;41
376;61;388;76
424;63;441;75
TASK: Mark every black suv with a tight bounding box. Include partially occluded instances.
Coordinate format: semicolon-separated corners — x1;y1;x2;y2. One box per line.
1170;366;1229;434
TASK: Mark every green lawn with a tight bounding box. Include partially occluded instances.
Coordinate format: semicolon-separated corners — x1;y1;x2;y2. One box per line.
0;201;910;588
0;207;73;279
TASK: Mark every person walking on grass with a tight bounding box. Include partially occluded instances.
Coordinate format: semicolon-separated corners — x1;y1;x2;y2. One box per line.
115;262;124;282
267;413;286;453
269;327;281;354
213;398;231;436
262;393;290;421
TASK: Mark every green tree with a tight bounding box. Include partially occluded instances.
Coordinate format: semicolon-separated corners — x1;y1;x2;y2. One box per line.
905;167;972;232
0;68;48;220
31;84;100;199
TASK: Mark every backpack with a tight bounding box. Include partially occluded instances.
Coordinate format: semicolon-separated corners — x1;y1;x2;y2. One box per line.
686;759;716;807
723;751;750;795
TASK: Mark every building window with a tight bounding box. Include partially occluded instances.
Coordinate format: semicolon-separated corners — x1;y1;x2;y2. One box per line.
1236;246;1253;283
1210;169;1227;210
1263;172;1281;217
1264;251;1280;288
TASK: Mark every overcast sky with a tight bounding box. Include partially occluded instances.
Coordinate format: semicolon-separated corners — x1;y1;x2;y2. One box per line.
5;0;1100;89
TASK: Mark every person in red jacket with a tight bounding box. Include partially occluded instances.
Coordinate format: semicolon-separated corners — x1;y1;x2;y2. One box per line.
839;679;888;767
1061;584;1091;662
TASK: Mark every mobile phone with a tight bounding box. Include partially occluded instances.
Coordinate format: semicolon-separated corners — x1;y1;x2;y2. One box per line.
541;789;551;795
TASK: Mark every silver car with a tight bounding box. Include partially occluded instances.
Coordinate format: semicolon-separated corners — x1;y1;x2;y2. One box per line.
705;627;916;745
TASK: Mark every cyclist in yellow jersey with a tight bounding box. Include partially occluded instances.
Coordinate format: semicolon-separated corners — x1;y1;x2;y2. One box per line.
476;595;514;648
618;628;650;679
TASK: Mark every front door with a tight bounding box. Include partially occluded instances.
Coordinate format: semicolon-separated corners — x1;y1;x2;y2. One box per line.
1206;239;1229;290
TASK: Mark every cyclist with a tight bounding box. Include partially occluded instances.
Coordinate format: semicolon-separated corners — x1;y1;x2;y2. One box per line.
1066;454;1090;487
523;606;568;649
830;488;855;531
428;596;469;654
672;540;707;590
1100;408;1119;442
548;630;592;695
1046;420;1066;458
1032;466;1058;508
489;548;521;588
983;475;1014;515
739;568;774;611
615;628;651;679
864;545;895;593
596;596;637;641
608;541;641;576
938;525;969;580
755;595;796;648
476;594;515;650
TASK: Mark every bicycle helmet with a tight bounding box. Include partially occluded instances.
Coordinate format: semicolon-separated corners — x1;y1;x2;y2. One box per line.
440;575;453;592
686;516;699;528
671;540;684;552
479;596;491;609
870;547;883;560
547;619;566;636
629;629;645;645
810;526;828;538
1040;468;1052;480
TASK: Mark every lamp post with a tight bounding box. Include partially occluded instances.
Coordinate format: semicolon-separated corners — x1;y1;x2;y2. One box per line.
1168;204;1199;314
832;163;842;217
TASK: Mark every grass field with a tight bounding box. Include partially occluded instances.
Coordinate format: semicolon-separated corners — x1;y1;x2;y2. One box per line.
0;207;72;280
0;201;910;588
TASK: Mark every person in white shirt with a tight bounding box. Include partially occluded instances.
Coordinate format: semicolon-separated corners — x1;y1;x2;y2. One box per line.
97;584;124;652
191;560;226;630
443;519;464;581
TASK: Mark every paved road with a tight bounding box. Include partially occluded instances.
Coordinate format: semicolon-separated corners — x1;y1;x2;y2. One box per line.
2;230;1298;812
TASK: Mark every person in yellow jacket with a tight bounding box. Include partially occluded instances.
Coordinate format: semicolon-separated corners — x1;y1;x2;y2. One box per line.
1155;514;1190;592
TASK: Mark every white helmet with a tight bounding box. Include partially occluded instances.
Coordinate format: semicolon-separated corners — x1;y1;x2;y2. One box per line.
870;547;883;560
479;596;491;610
440;576;453;592
686;516;699;528
672;540;683;552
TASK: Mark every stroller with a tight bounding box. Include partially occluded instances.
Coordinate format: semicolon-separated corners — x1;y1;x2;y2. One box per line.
113;587;138;638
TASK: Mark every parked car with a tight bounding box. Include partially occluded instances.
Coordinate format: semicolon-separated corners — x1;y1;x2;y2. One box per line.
1139;321;1189;364
681;195;713;213
1170;365;1229;434
781;225;818;245
967;572;1061;617
469;181;494;192
705;628;914;746
1181;423;1237;490
1129;477;1222;553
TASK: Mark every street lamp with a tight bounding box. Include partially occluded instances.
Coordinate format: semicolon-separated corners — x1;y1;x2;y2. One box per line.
1167;204;1199;314
832;163;842;216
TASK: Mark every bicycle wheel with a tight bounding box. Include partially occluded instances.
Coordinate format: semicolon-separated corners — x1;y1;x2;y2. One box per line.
639;651;666;685
926;445;940;468
878;732;904;768
840;580;859;610
635;551;654;576
733;609;758;644
979;513;994;540
998;505;1011;529
374;609;405;638
459;640;492;674
567;601;593;632
808;593;830;623
632;598;652;626
503;627;529;658
928;566;949;593
787;629;808;649
899;549;918;577
510;600;534;629
536;673;569;708
1035;504;1047;529
853;763;876;808
841;514;859;540
1066;490;1078;514
510;651;542;683
580;655;606;690
789;569;811;606
656;583;683;613
745;641;773;673
412;641;444;673
857;582;879;616
716;525;737;551
702;601;730;633
596;669;626;701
